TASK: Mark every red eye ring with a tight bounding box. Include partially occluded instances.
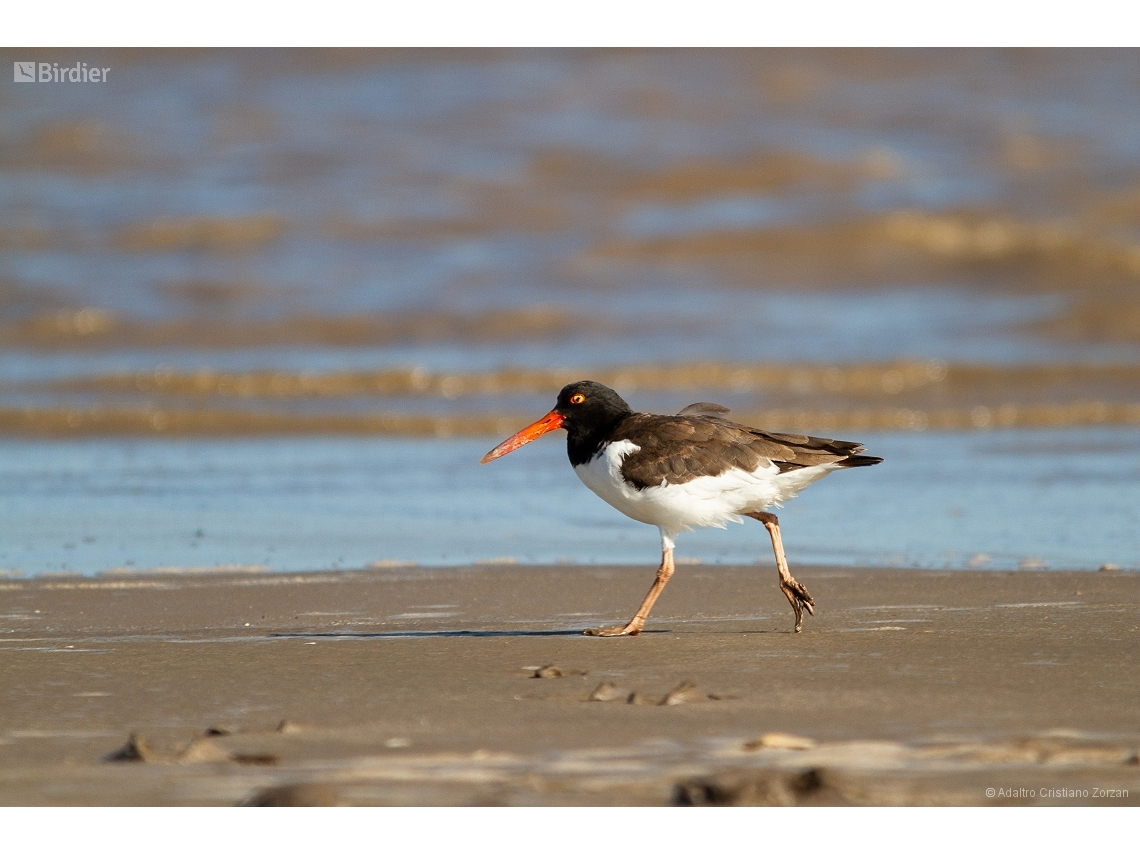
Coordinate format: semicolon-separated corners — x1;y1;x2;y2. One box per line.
570;393;585;404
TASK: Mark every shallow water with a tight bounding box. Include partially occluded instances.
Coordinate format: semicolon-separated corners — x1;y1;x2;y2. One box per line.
4;50;1140;577
5;49;1140;382
4;428;1138;577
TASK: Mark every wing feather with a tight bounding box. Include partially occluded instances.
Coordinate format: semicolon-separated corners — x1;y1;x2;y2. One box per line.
614;412;875;489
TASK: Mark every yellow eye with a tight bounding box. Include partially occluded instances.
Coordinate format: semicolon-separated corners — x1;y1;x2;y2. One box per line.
569;393;585;404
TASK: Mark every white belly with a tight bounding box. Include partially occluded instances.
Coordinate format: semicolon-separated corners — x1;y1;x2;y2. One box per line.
573;439;840;548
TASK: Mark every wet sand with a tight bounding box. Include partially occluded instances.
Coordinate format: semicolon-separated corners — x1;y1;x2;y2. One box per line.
8;360;1140;438
1;564;1137;806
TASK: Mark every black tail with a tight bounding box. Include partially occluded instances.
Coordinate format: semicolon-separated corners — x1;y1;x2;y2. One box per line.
840;454;883;468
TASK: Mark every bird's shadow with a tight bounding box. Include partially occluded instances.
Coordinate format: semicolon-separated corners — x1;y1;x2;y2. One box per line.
269;628;670;639
266;624;798;638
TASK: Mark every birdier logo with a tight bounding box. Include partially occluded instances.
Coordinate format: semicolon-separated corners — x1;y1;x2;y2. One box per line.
13;61;110;83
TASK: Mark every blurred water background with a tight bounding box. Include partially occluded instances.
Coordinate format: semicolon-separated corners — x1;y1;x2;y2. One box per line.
3;48;1140;575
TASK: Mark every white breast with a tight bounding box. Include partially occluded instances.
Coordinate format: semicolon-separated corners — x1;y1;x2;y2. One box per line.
573;439;842;548
574;440;658;525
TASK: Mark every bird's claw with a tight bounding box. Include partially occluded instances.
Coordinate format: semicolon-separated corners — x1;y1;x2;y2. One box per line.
584;623;641;637
780;578;815;632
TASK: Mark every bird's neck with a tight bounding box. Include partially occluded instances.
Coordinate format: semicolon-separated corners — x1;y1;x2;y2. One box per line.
566;411;632;467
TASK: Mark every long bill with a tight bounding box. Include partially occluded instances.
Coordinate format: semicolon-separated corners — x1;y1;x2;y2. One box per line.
480;410;565;464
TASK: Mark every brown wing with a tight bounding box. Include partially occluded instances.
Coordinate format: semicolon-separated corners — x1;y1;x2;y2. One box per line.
676;402;731;417
613;412;877;489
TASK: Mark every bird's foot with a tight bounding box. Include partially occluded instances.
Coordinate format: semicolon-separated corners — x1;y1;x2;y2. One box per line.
780;577;815;633
583;622;642;637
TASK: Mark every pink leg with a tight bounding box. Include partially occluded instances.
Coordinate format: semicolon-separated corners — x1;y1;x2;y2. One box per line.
584;548;675;637
747;511;815;632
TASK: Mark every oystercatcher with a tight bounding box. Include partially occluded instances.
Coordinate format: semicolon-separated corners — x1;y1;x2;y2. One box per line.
481;381;882;635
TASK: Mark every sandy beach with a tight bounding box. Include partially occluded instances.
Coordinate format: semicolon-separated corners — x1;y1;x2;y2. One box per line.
2;563;1137;806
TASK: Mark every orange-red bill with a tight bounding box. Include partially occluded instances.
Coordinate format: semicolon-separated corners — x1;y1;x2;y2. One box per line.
480;410;565;464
